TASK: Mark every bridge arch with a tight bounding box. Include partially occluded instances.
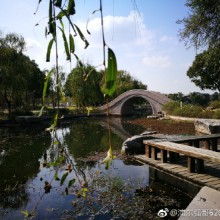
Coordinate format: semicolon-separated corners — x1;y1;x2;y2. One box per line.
98;89;171;116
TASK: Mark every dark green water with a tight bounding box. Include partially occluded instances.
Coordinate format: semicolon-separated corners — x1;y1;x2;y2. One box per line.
0;117;191;219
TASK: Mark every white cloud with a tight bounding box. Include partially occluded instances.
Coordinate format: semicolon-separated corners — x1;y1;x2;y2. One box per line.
142;55;171;68
160;35;175;43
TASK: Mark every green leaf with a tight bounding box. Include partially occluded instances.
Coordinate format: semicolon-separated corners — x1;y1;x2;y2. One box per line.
46;113;58;131
60;172;68;186
102;147;116;170
68;178;76;188
105;48;118;97
42;69;53;105
54;171;60;181
47;156;64;167
57;10;66;20
74;54;83;67
55;0;62;7
46;38;54;62
38;106;44;117
21;210;29;218
49;0;52;20
74;24;89;49
69;34;75;53
81;188;88;197
67;0;75;15
45;27;48;38
58;27;70;60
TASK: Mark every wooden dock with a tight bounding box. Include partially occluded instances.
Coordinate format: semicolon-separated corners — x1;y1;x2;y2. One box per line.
134;134;220;192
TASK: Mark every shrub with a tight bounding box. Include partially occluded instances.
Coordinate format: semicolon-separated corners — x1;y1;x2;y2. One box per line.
212;110;220;119
209;101;220;109
163;101;180;115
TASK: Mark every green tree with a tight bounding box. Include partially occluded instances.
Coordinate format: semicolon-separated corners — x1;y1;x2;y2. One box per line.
177;0;220;49
187;47;220;91
0;32;44;114
168;92;184;102
178;0;220;92
189;92;209;106
108;70;147;100
65;65;104;107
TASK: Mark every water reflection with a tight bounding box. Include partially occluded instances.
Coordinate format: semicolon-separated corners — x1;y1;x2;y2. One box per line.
0;127;50;210
0;118;190;219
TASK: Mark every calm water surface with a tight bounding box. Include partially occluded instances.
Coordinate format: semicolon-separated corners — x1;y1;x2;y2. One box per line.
0;117;191;219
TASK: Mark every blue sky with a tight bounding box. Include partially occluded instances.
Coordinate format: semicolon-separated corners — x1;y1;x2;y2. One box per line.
0;0;214;94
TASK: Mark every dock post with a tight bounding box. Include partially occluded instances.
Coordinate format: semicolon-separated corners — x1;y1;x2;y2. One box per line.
193;140;199;148
196;159;204;173
161;149;167;163
151;147;158;160
188;156;196;173
211;138;218;151
169;151;176;162
145;145;151;158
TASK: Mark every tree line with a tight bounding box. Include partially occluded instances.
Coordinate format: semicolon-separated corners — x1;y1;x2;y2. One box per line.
0;31;146;116
65;64;147;108
0;32;45;116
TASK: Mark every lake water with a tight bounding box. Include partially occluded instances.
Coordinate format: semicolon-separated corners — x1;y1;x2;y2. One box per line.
0;117;191;219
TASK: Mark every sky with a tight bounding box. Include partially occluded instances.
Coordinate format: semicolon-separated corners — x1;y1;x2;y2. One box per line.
0;0;215;95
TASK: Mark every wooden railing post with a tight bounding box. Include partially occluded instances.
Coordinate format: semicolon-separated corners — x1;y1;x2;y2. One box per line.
211;138;218;151
196;159;204;173
161;149;167;163
188;156;195;173
145;145;151;158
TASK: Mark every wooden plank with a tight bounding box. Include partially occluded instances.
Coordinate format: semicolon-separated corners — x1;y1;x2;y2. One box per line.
144;141;220;163
208;180;220;185
198;177;220;183
134;154;220;191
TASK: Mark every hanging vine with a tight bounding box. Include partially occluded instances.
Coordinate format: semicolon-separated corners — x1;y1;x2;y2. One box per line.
22;0;118;218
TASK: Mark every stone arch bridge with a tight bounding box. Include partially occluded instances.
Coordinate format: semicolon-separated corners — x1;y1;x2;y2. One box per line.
98;89;171;116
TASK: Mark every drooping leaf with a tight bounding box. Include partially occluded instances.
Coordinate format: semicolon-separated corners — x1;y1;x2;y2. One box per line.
80;188;88;197
65;187;69;195
74;24;89;49
45;113;58;131
102;147;116;170
45;27;48;38
67;0;75;15
74;54;83;67
60;172;68;186
57;10;66;20
105;48;117;97
54;171;60;181
46;38;54;62
38;106;44;117
58;27;70;60
48;0;54;34
69;34;75;53
49;0;52;20
68;178;76;188
21;210;29;218
43;69;53;104
55;0;62;7
47;156;64;167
